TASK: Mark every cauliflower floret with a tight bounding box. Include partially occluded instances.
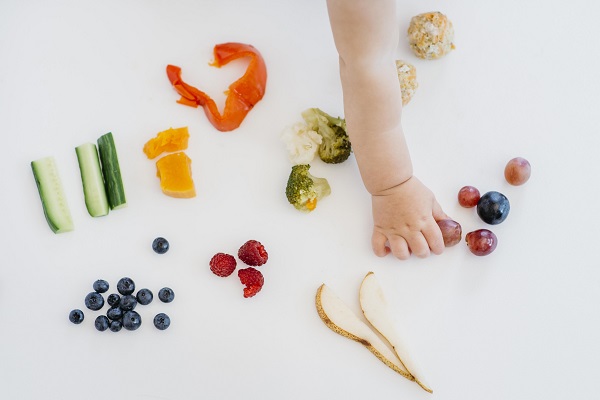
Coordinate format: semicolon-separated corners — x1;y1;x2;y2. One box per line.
281;122;323;165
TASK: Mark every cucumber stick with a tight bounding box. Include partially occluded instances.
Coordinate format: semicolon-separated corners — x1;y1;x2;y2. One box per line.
97;132;127;209
31;156;74;233
75;143;109;217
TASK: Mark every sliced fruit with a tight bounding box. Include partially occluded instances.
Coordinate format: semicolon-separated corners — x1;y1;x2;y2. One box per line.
315;284;414;381
31;156;74;233
75;143;109;217
359;272;432;393
97;132;127;209
143;126;189;159
155;152;196;198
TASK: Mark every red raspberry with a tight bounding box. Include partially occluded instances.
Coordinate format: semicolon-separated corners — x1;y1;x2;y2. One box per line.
209;253;237;277
238;240;268;266
238;267;264;298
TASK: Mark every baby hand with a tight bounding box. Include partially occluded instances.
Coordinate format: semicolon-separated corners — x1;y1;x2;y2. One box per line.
371;176;448;259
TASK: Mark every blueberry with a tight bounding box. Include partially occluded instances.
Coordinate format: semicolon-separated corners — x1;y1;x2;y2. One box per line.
92;279;109;293
107;306;123;321
69;309;84;324
107;293;121;307
122;311;142;331
84;292;105;311
94;315;110;332
136;288;153;306
117;277;135;295
158;287;175;303
109;320;123;332
477;191;510;225
153;313;171;330
119;295;137;311
152;237;170;254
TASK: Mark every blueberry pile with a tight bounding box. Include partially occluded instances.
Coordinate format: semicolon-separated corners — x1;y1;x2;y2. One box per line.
69;278;174;332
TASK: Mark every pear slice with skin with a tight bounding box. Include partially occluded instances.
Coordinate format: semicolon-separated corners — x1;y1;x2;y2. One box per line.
315;283;415;381
359;272;432;393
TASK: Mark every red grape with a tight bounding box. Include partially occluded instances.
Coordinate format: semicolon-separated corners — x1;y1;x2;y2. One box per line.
458;186;480;208
504;157;531;186
466;229;497;256
437;219;462;247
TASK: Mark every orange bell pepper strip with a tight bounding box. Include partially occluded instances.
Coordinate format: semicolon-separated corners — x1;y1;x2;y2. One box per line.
166;43;267;132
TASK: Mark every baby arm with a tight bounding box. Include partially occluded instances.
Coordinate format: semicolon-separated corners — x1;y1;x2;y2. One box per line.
326;0;447;259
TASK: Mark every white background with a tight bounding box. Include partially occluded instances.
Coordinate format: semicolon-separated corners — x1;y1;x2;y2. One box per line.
1;0;600;399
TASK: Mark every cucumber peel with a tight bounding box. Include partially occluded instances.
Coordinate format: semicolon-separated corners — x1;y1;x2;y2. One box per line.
97;132;127;210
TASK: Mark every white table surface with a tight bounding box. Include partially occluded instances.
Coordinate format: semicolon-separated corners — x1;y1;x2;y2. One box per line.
2;1;600;399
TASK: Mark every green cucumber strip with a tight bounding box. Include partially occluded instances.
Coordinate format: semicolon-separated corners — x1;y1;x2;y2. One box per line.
97;132;127;209
31;156;74;233
76;143;109;217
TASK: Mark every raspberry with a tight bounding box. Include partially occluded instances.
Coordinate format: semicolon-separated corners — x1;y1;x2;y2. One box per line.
238;240;268;266
238;267;264;298
209;253;237;277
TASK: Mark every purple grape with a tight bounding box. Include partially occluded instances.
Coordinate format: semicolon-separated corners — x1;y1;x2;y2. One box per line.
437;219;462;247
458;186;480;208
466;229;497;256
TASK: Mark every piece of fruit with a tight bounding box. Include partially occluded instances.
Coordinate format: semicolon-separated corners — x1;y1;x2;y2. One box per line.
504;157;531;186
97;132;127;210
95;315;110;332
69;309;85;324
210;253;237;277
238;267;264;298
238;240;268;266
136;289;153;305
119;295;137;311
31;156;74;233
117;277;135;295
106;306;123;321
315;284;413;381
84;292;105;311
75;143;110;217
158;287;175;303
153;313;171;330
107;293;121;307
109;320;123;332
359;272;432;393
155;151;196;198
436;219;462;247
93;279;109;293
477;191;510;225
122;311;142;331
466;229;498;256
458;186;480;208
143;126;190;159
152;237;170;254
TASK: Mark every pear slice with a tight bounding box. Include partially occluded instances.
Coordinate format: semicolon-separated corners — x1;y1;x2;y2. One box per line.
315;283;415;381
359;272;432;393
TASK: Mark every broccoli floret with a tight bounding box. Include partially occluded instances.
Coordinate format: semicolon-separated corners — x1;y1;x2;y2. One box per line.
301;108;352;164
285;164;331;212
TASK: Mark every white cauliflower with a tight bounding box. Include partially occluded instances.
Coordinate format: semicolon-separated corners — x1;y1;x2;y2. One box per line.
281;122;323;165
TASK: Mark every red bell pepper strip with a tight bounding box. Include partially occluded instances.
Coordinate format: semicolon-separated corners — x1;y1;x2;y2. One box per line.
166;43;267;132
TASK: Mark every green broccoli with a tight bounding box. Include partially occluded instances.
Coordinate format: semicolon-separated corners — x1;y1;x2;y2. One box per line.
301;108;352;164
285;164;331;212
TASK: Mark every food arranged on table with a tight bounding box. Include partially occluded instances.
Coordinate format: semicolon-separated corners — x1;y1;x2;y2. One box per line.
26;13;534;394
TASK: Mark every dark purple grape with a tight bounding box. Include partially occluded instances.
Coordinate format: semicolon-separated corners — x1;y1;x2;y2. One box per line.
505;157;531;186
458;186;480;208
477;191;510;225
466;229;497;256
437;219;462;247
